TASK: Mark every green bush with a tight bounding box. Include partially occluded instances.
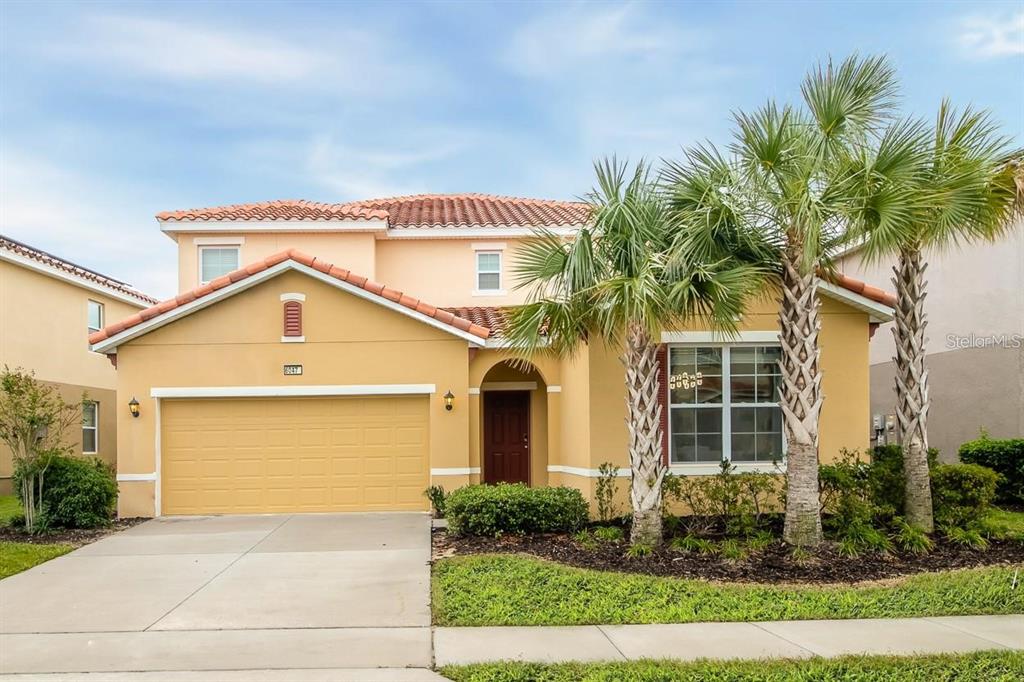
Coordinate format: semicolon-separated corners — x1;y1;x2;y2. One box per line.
423;485;448;518
16;456;117;529
931;463;999;528
868;444;939;517
661;461;778;536
959;437;1024;504
445;484;589;536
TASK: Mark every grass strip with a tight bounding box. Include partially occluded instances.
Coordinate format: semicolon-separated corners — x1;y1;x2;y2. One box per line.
433;554;1023;626
0;541;73;579
440;650;1024;682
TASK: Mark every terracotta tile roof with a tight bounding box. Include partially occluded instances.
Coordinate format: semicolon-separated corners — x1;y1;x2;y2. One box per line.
88;249;490;346
157;194;590;228
442;306;514;337
828;273;898;308
341;194;590;228
1;234;158;305
156;200;388;223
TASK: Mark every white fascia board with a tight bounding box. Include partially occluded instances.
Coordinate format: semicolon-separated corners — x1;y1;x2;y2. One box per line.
91;260;487;353
818;281;894;322
161;219;389;234
193;236;245;245
380;226;581;239
661;330;780;344
0;249;151;308
151;384;437;399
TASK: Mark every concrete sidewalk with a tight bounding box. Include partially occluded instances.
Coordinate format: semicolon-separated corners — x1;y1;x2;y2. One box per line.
434;615;1024;666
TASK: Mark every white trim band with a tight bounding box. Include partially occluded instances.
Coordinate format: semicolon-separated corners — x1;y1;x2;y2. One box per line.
661;330;780;344
280;336;305;343
546;386;562;393
279;292;306;302
547;463;783;477
116;472;158;482
547;465;630;478
150;384;437;399
431;467;482;476
468;388;481;395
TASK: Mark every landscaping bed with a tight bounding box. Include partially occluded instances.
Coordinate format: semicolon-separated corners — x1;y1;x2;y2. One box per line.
432;525;1024;584
0;516;146;548
440;650;1024;682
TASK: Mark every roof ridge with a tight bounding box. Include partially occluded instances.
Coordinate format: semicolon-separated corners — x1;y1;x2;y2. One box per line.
0;234;158;305
88;249;491;347
343;192;588;207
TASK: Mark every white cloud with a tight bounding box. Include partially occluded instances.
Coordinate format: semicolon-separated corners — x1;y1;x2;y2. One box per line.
956;11;1024;59
0;151;177;298
505;2;703;78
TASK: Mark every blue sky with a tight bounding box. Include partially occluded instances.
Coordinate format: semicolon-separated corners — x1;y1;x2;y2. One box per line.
1;0;1021;298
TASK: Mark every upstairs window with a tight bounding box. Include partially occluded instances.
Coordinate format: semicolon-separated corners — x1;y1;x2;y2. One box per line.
82;401;98;454
475;251;502;292
669;345;783;465
199;246;240;284
87;300;104;333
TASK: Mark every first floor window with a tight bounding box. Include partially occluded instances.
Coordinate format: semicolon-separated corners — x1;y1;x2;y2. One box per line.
82;402;98;454
669;345;784;464
87;300;104;333
199;246;240;283
475;251;502;291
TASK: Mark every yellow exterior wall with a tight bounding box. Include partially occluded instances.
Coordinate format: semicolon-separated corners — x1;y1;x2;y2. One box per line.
0;260;144;489
176;232;378;293
114;269;471;516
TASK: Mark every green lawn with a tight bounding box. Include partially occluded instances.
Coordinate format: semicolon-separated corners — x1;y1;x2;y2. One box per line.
0;541;73;579
440;651;1024;682
0;494;21;526
433;555;1023;626
984;507;1024;541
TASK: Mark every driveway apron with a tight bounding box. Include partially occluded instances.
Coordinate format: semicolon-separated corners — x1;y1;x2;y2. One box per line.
0;513;433;675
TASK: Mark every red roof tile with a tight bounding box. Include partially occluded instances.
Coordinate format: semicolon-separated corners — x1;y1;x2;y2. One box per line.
157;194;590;228
828;273;898;308
88;249;490;346
1;234;158;305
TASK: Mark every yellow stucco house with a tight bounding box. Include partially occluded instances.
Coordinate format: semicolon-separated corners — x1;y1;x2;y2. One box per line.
87;195;896;518
1;235;157;494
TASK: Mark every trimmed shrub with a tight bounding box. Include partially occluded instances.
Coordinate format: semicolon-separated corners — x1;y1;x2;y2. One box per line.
931;463;999;528
17;456;117;529
445;484;589;536
868;445;939;517
959;437;1024;504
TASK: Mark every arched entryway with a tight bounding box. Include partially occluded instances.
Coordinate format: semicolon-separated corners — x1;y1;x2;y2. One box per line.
478;360;548;486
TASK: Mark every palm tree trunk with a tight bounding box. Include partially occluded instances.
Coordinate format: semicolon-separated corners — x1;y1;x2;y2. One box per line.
778;253;824;547
893;246;934;532
623;324;665;546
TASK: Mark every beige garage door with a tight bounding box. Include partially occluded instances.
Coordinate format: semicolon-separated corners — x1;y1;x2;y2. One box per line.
161;396;429;515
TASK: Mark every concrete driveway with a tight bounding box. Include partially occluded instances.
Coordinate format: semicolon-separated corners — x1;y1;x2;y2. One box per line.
0;513;443;679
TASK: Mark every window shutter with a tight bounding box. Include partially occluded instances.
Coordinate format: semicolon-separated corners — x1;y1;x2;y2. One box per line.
658;344;669;465
283;301;302;337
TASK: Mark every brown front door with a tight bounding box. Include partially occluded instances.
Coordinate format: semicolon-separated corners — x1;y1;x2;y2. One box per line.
483;391;530;485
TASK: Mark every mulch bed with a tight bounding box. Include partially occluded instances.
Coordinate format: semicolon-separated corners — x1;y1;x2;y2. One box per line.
0;518;147;547
433;529;1024;585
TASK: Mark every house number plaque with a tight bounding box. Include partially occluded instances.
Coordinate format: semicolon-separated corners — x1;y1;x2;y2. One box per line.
283;364;303;376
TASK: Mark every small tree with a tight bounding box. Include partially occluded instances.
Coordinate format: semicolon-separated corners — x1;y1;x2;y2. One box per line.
0;367;81;532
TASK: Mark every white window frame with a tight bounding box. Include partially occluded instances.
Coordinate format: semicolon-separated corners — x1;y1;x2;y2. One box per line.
82;401;98;454
87;300;104;334
667;343;786;473
198;245;241;285
473;250;505;295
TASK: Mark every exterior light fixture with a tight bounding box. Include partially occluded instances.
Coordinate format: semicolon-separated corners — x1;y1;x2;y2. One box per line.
128;397;140;418
443;390;455;412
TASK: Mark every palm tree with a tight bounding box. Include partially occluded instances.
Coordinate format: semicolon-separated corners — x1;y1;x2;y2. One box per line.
853;104;1020;532
663;55;917;547
504;159;765;546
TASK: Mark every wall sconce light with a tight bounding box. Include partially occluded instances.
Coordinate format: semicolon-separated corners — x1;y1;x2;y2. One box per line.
443;390;455;412
128;397;140;418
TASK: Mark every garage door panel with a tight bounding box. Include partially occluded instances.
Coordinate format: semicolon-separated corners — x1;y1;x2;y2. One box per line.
161;397;429;515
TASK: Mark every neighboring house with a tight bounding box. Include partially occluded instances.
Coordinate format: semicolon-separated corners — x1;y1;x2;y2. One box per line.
0;235;157;494
837;219;1024;461
88;195;895;518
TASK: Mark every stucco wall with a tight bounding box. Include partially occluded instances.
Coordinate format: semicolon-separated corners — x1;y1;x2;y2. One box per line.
113;269;471;517
0;260;141;489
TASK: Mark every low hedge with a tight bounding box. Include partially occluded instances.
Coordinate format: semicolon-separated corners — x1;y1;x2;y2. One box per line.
445;483;589;536
16;455;117;529
931;463;999;528
959;437;1024;504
